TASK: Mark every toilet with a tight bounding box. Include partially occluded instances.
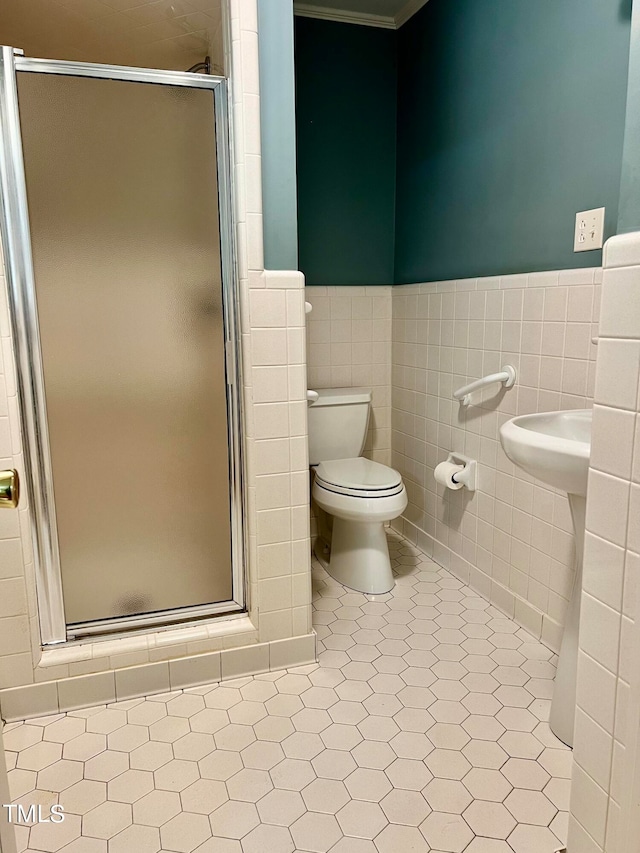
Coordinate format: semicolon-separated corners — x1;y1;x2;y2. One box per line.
308;387;407;594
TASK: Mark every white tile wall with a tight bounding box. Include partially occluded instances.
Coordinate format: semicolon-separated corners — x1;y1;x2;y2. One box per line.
305;285;392;466
391;269;601;651
247;267;312;644
568;236;640;853
0;0;314;717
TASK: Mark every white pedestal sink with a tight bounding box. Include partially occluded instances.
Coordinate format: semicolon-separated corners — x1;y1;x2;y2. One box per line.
500;409;591;748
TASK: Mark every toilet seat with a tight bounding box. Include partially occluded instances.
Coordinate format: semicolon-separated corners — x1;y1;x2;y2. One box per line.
315;457;403;498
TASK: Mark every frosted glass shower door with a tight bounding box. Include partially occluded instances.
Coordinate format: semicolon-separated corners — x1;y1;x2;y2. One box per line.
1;58;242;637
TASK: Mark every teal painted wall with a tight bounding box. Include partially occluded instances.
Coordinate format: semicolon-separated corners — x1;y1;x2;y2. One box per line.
257;0;298;270
394;0;632;283
295;17;397;285
618;0;640;233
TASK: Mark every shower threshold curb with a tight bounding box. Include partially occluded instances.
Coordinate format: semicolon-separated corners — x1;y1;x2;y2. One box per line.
0;632;317;722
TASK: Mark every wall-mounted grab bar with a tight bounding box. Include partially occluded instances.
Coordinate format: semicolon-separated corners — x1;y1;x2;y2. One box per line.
453;365;516;406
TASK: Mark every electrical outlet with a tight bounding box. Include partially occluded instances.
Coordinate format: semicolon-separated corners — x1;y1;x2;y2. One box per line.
574;207;605;252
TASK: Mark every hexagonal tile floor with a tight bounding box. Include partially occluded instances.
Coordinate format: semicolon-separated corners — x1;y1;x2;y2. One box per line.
4;534;570;852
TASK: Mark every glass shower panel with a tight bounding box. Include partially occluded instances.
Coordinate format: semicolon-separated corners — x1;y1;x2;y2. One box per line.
16;72;233;625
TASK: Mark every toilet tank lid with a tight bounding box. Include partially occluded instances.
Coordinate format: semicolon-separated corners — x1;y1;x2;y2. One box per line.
310;387;372;406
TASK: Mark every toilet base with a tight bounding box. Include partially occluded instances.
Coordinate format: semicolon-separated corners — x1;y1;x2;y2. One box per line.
324;518;395;595
313;536;331;571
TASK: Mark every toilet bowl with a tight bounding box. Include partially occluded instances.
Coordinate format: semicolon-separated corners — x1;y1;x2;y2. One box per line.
312;457;407;594
307;387;407;595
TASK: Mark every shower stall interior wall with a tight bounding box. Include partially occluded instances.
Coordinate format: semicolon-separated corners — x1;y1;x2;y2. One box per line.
0;0;315;721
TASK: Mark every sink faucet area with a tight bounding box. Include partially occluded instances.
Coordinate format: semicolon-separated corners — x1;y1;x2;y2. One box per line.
500;409;592;747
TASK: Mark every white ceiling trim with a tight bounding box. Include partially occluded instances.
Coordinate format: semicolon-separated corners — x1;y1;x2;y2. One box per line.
293;0;430;29
293;4;396;29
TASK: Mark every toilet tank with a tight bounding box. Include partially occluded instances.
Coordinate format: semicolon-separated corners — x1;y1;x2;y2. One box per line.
308;387;372;465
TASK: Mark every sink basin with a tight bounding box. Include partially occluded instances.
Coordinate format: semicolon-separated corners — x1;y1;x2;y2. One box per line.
499;409;592;749
499;409;591;496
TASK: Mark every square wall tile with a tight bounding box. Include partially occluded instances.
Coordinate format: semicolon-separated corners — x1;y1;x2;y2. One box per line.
594;340;640;410
585;471;630;549
169;653;221;690
269;634;316;671
220;643;269;680
599;264;640;338
58;672;116;713
590;405;635;479
0;681;58;722
115;662;169;701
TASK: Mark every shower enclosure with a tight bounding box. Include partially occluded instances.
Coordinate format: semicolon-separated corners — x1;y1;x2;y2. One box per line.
0;47;244;645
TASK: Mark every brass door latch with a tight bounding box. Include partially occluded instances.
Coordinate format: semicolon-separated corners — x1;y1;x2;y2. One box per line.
0;469;19;508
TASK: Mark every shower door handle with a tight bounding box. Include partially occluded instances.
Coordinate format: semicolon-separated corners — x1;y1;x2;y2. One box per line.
0;469;20;508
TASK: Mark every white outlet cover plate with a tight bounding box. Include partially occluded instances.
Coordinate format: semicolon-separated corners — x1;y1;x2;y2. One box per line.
574;207;605;252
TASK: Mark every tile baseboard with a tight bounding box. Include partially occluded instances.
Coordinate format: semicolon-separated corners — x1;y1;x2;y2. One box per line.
0;632;316;722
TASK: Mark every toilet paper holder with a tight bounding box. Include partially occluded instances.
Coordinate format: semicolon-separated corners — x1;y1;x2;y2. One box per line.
442;452;477;491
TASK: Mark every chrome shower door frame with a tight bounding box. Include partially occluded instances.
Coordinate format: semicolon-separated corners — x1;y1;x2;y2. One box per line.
0;47;246;645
